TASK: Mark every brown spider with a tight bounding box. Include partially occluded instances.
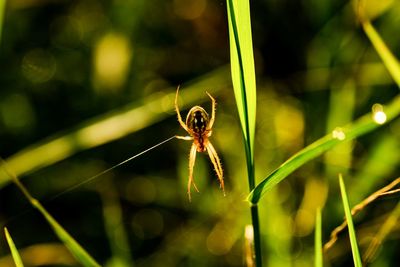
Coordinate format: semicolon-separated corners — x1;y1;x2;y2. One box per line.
175;86;225;201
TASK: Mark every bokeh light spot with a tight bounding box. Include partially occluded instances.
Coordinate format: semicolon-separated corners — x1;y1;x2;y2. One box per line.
206;224;234;255
93;33;132;92
173;0;207;20
21;49;57;83
294;209;314;236
0;94;35;133
274;103;304;150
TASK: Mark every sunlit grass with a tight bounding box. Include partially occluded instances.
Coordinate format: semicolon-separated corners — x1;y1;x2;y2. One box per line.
225;0;260;265
314;208;323;267
357;0;400;89
4;227;24;267
0;0;5;44
1;161;101;267
248;94;400;203
338;174;362;267
1;0;400;266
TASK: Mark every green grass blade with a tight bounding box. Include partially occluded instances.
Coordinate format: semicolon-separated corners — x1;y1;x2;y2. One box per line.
33;201;101;267
338;174;362;267
361;20;400;88
4;227;24;267
0;0;5;44
1;163;101;267
226;0;257;183
248;95;400;204
226;1;260;266
314;208;323;267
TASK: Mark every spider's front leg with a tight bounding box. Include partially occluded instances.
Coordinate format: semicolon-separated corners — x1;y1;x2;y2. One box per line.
175;86;190;132
175;135;193;141
206;91;217;129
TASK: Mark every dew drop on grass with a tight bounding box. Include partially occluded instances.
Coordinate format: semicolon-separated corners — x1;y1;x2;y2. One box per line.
332;127;346;140
372;103;387;125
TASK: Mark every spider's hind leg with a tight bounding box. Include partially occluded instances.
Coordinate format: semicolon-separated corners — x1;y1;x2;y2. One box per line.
206;142;225;196
187;143;200;201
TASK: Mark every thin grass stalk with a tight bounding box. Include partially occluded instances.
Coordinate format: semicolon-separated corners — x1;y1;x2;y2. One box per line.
339;174;362;267
0;0;5;44
223;0;262;267
0;159;101;267
324;177;400;251
225;0;261;266
314;208;323;267
357;0;400;88
4;227;24;267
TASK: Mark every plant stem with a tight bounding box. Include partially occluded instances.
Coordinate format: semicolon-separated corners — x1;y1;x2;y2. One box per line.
251;205;262;267
246;139;261;266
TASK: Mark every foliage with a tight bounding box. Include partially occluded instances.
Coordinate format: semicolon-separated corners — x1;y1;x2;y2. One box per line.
4;228;24;267
0;1;400;267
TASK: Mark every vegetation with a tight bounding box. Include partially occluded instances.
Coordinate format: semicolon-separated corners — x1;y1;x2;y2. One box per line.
1;0;399;266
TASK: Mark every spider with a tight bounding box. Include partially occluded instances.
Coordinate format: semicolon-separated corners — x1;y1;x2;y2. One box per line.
175;86;225;201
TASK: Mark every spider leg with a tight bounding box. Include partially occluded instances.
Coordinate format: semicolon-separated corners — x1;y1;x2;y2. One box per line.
175;135;193;141
206;141;225;196
175;86;190;132
188;142;200;201
206;91;216;129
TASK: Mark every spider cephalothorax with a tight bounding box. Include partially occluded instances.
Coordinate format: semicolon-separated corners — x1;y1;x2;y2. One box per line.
175;87;225;201
186;106;209;152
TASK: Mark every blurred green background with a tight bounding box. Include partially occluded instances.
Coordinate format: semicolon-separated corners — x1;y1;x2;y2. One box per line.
0;0;400;266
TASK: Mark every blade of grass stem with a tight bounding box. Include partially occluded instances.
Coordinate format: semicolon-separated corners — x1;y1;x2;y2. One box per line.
226;0;257;178
314;208;323;267
225;0;256;175
324;177;400;251
358;0;400;88
225;1;260;266
248;95;400;204
4;227;24;267
0;0;5;44
1;160;101;267
361;22;400;87
339;174;362;267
